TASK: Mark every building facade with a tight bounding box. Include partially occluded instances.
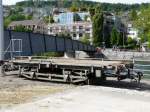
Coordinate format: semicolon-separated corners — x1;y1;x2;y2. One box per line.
8;19;47;34
48;22;92;41
103;12;127;47
127;23;139;40
54;12;90;24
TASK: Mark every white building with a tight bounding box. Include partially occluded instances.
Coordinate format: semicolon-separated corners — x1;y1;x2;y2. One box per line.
127;24;139;40
53;12;91;24
48;21;92;42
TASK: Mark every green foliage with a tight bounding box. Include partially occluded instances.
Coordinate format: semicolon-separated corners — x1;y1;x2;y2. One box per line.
15;6;23;13
15;0;144;12
110;27;119;46
4;14;32;28
126;37;137;49
70;0;80;12
80;34;91;44
148;33;150;48
4;18;11;29
92;5;104;47
80;7;88;12
118;33;124;46
13;25;32;32
130;9;137;21
44;16;54;24
127;37;133;44
9;14;26;21
70;6;79;12
37;52;64;57
89;7;95;18
84;15;88;21
73;13;81;21
58;32;72;39
133;6;150;46
26;15;33;20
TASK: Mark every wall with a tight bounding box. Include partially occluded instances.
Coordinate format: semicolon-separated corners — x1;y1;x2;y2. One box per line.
4;30;95;59
103;49;150;60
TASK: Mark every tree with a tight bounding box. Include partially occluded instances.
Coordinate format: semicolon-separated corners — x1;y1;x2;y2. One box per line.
92;5;104;47
89;7;95;18
127;37;134;44
133;6;150;44
118;32;124;46
70;0;79;12
10;14;26;21
130;9;137;21
44;16;54;24
80;7;88;12
4;14;32;28
58;32;71;39
147;33;150;48
110;27;119;46
126;37;137;49
80;34;91;44
13;25;32;32
4;18;11;29
70;6;79;12
73;13;81;21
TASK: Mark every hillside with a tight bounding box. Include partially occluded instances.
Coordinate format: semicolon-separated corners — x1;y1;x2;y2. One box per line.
14;0;149;12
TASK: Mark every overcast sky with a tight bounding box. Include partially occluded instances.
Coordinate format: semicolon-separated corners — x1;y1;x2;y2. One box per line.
3;0;150;5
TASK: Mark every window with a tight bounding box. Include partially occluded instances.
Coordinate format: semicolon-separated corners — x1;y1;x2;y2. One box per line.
79;26;83;29
79;33;83;37
73;33;76;37
73;26;76;29
86;28;90;31
37;26;40;29
50;28;52;32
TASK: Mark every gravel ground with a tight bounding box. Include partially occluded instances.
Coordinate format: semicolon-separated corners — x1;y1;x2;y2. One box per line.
2;85;150;112
0;74;150;112
0;74;74;109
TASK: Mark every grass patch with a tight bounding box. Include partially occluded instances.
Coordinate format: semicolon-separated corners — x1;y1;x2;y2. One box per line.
35;52;64;58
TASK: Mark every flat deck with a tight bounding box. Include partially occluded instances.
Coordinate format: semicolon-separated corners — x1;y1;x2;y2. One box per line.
10;58;125;68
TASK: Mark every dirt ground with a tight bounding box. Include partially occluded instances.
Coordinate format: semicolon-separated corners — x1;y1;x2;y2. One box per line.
0;74;150;112
0;74;74;109
3;85;150;112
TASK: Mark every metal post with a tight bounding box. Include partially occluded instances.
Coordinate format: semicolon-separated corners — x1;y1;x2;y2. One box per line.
0;0;4;75
0;0;4;61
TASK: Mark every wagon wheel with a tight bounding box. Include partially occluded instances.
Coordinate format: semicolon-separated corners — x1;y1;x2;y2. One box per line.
137;72;143;84
32;72;37;80
1;64;11;76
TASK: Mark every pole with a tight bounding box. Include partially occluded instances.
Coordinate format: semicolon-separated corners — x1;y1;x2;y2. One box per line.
0;0;4;75
123;32;125;49
0;0;4;61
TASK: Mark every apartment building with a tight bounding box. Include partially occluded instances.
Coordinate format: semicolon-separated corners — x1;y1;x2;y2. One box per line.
127;23;139;40
48;21;92;41
53;12;90;24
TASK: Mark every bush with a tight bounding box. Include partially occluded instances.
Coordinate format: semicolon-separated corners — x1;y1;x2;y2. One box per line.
36;52;64;58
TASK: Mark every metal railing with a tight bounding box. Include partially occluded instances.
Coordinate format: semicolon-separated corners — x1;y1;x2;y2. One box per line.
4;39;22;59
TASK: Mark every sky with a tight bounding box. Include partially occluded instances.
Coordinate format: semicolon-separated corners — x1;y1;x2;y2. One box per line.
3;0;150;5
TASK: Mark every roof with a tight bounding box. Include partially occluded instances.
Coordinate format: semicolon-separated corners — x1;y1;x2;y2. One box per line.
9;19;46;27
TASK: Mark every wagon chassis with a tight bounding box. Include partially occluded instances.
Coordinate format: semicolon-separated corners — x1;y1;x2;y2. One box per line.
2;57;143;84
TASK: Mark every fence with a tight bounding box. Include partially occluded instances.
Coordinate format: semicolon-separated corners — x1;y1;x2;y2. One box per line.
4;30;95;59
